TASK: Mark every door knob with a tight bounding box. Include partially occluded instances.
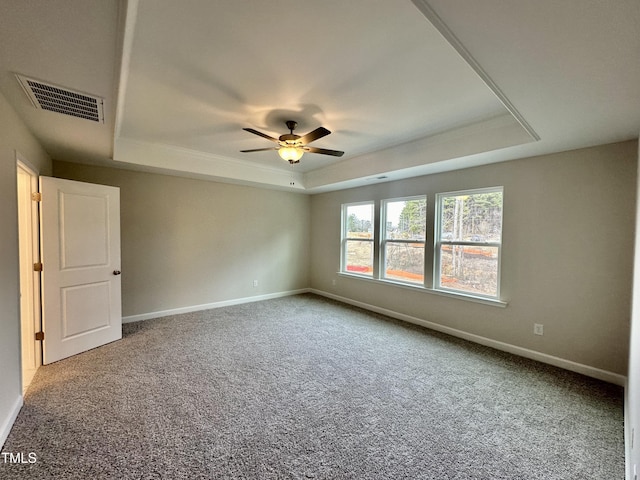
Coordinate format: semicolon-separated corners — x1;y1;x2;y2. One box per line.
113;270;121;275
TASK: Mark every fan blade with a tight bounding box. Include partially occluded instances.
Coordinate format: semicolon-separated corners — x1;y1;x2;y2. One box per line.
304;146;344;157
243;128;279;143
240;147;278;153
300;127;331;145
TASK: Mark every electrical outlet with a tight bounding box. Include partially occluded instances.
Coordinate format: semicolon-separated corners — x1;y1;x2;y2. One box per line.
331;279;337;286
534;323;544;336
253;280;258;287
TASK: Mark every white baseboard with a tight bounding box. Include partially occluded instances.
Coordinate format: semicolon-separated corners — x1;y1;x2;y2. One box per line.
0;395;23;449
122;288;311;323
311;288;627;387
121;287;626;386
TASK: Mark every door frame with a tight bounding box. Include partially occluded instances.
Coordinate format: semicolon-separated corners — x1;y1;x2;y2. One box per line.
16;153;42;393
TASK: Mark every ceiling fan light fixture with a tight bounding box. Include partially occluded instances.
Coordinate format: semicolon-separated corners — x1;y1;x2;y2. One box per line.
278;146;304;162
242;120;343;163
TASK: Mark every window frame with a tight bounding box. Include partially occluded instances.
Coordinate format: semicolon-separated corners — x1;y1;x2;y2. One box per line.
380;195;427;286
341;201;375;277
434;186;504;300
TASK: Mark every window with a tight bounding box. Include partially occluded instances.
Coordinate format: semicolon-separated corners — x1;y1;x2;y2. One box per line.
381;196;426;284
341;202;374;276
435;187;503;298
339;187;504;304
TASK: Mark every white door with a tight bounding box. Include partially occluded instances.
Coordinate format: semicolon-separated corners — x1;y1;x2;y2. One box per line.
40;176;122;364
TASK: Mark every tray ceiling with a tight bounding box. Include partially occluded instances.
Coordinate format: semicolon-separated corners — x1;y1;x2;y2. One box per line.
0;0;638;192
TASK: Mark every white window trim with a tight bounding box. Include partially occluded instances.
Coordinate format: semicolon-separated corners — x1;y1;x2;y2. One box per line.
341;201;375;277
434;186;503;300
337;271;507;307
380;195;427;286
338;188;507;307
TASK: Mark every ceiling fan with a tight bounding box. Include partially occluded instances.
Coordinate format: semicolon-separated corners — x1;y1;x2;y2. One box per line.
241;120;344;164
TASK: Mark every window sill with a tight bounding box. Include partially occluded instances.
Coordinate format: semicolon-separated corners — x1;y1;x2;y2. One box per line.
337;272;508;308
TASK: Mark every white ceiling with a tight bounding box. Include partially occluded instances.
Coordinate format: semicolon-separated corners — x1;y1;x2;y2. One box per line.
0;0;638;193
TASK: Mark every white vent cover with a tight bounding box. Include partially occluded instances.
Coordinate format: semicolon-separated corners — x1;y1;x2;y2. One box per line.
16;74;104;123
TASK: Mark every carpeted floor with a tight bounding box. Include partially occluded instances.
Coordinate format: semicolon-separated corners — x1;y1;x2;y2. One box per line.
1;294;625;479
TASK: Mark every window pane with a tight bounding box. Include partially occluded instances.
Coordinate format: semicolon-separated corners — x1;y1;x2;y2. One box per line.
346;204;374;238
345;240;373;275
384;199;426;241
384;242;424;283
440;192;502;242
439;245;499;296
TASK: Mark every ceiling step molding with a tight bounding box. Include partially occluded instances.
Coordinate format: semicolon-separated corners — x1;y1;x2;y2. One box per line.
410;0;540;142
114;137;306;191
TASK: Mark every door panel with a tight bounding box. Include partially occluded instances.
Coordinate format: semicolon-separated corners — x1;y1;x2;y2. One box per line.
40;176;122;364
62;282;112;337
60;192;109;268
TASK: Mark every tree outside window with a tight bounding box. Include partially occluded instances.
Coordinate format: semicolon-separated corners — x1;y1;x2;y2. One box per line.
382;197;426;284
342;202;374;276
437;188;503;298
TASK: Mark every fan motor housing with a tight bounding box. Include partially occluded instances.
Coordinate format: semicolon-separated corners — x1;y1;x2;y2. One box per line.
279;133;300;143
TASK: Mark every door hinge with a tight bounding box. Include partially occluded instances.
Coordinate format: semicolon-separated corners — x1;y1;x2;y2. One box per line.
31;192;42;202
35;331;44;341
33;262;43;272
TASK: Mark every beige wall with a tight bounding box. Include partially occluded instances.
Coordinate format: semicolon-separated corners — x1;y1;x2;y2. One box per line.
0;91;51;444
53;162;311;318
0;101;635;445
310;141;637;376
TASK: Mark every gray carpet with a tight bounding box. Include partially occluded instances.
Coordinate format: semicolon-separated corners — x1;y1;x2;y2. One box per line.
1;294;624;479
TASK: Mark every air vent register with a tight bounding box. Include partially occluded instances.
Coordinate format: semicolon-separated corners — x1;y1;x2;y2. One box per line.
16;74;104;123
